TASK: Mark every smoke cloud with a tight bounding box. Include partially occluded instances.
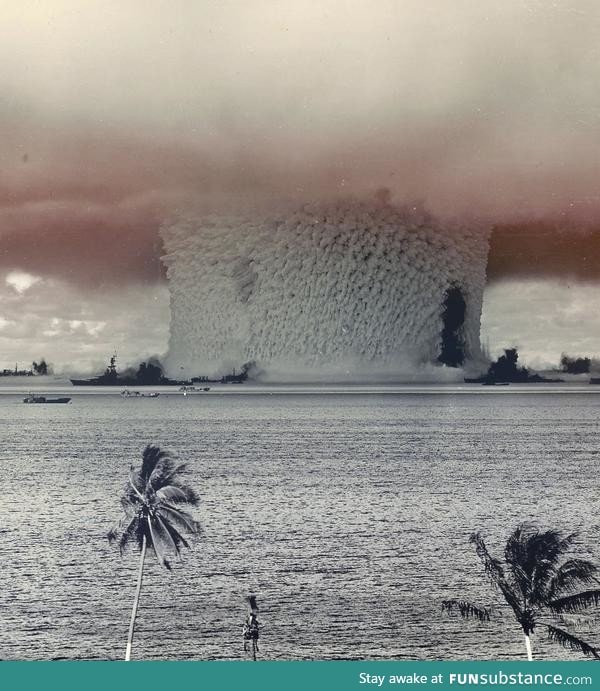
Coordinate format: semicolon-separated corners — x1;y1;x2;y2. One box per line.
0;1;599;288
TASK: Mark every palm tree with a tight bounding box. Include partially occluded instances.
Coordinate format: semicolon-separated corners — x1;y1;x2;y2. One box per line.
442;524;600;660
108;445;201;661
243;595;261;661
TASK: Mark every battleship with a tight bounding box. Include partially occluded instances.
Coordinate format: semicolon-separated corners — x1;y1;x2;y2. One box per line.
70;355;250;386
71;355;131;386
70;355;178;386
465;348;563;385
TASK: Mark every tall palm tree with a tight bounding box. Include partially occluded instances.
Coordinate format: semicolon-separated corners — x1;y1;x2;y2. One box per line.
442;524;600;660
108;445;201;661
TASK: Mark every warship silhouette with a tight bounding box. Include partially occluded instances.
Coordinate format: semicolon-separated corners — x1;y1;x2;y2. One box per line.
70;355;249;386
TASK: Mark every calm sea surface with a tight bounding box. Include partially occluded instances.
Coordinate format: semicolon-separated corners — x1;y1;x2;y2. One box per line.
1;385;600;661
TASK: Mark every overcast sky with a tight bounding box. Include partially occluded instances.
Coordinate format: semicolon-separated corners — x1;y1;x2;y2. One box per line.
1;1;600;372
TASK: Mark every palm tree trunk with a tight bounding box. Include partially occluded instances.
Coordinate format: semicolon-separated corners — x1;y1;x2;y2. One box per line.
125;535;147;661
524;634;533;661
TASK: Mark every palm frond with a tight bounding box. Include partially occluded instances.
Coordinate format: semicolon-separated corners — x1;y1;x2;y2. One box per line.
471;532;506;584
146;514;171;570
148;458;177;489
442;599;491;622
140;445;169;484
151;463;189;490
547;624;600;659
156;484;199;506
126;473;147;503
156;512;190;551
471;532;523;618
108;512;131;542
530;530;578;603
503;525;531;583
499;525;583;609
122;517;141;553
504;525;574;604
549;560;598;599
167;480;200;505
108;510;138;545
153;513;183;556
549;589;600;613
122;480;142;505
525;528;576;565
119;494;138;512
159;502;202;534
557;531;579;553
107;528;119;543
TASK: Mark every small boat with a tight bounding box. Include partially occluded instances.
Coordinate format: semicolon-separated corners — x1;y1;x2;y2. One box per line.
120;390;160;398
179;385;211;396
23;394;71;404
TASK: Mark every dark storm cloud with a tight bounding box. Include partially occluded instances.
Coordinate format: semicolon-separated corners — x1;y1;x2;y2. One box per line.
1;1;600;286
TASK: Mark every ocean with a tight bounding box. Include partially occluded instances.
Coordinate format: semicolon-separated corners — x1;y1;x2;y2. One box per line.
1;385;599;660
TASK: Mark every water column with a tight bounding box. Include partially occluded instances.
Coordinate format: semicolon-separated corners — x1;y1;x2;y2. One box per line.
161;200;490;381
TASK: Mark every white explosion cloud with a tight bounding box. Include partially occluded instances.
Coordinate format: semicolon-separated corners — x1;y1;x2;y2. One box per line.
161;199;490;382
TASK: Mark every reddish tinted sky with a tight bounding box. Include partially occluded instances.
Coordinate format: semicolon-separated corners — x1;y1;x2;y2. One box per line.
1;1;599;371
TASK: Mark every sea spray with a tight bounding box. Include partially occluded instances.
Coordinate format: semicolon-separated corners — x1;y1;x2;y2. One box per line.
160;199;490;381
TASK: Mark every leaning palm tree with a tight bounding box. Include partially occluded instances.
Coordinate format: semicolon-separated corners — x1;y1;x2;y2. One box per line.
442;524;600;660
108;445;201;661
